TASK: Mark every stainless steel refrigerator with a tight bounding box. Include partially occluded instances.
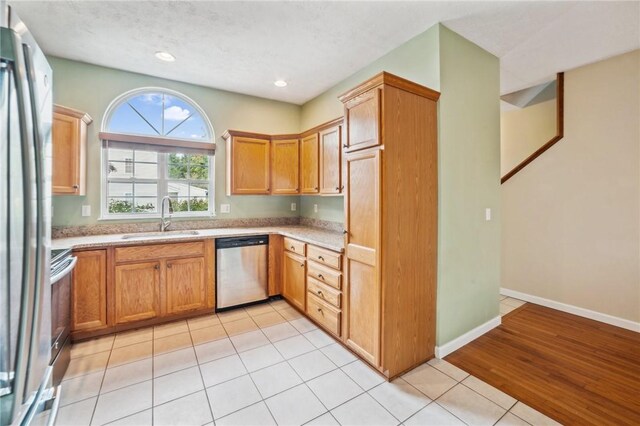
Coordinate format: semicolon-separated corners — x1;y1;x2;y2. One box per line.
0;2;55;425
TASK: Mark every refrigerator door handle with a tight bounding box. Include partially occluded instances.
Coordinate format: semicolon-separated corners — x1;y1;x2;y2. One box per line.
0;25;39;426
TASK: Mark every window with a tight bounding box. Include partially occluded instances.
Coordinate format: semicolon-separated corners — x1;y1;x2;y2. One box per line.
100;88;215;219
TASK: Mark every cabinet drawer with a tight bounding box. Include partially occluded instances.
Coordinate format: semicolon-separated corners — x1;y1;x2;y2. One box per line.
115;241;205;263
307;293;341;337
307;261;341;290
284;237;306;256
307;245;342;271
307;278;341;309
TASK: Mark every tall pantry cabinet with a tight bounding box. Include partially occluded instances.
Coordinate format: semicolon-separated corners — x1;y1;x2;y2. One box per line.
339;72;440;378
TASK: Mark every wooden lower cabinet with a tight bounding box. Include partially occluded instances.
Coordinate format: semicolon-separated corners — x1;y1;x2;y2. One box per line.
114;261;161;324
71;240;215;338
166;257;207;315
282;251;306;311
72;250;108;331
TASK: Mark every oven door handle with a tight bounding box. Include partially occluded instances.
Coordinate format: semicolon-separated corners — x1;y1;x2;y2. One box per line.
50;256;77;285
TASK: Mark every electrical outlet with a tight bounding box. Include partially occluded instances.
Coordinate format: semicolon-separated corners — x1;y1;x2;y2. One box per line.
81;205;91;217
485;208;491;221
291;202;297;211
314;204;318;213
220;204;230;213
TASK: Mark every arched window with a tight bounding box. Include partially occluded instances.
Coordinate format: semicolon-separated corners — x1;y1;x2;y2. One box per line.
99;88;215;218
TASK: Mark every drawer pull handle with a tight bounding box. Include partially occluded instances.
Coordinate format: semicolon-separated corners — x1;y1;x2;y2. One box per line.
317;308;324;316
290;245;295;251
317;274;324;280
318;255;325;261
316;290;323;296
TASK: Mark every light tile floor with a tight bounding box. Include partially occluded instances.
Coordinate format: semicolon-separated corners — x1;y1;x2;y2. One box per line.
500;296;527;316
58;298;558;426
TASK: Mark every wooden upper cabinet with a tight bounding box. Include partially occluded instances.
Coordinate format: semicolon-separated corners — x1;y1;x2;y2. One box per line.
271;139;299;194
283;251;306;312
343;89;380;153
71;250;107;331
165;256;207;315
52;105;92;195
114;261;161;324
319;125;342;194
224;132;271;195
300;133;319;194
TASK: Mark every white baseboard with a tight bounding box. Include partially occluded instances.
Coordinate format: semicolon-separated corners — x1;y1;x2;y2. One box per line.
500;287;640;333
435;315;502;359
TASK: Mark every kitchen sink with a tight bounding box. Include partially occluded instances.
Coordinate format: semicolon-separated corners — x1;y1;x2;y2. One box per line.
121;230;200;239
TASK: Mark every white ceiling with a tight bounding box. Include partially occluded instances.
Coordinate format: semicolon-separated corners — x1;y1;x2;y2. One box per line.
9;1;640;104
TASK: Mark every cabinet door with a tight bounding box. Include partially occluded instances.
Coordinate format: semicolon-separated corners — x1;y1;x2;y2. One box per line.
72;250;108;331
282;251;306;311
166;257;207;315
344;89;380;153
52;112;81;195
300;133;319;194
344;147;381;366
229;136;270;194
319;126;342;194
114;261;160;324
271;139;299;194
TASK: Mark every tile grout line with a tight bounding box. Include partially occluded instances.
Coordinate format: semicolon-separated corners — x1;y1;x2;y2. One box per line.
88;335;115;425
188;319;217;425
222;325;280;424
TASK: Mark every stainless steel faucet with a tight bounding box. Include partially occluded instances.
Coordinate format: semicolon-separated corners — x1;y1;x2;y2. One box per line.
160;196;173;232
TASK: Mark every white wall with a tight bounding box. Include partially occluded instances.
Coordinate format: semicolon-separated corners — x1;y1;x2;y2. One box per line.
502;50;640;324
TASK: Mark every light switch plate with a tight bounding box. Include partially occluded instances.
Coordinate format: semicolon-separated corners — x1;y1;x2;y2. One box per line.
81;205;91;217
220;204;230;213
314;204;318;213
485;208;491;221
291;203;297;211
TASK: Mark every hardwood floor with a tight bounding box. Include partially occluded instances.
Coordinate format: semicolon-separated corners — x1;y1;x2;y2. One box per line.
446;303;640;426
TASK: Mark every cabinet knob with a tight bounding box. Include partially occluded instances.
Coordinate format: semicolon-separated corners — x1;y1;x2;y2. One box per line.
299;263;305;268
314;187;318;190
343;144;348;148
167;263;172;268
317;274;324;280
317;308;324;315
317;290;323;296
154;264;159;270
318;255;324;261
343;230;348;235
73;184;79;189
290;245;295;251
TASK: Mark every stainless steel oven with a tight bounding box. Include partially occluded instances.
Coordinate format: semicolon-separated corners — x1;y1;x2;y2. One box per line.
49;249;76;386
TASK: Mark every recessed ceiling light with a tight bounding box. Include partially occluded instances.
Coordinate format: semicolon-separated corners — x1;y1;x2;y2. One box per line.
274;80;288;87
155;51;175;62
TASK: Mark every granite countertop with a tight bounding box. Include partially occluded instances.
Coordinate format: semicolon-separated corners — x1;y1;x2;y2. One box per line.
52;225;345;253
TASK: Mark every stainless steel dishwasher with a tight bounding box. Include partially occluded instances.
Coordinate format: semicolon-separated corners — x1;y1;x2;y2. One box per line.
216;235;269;309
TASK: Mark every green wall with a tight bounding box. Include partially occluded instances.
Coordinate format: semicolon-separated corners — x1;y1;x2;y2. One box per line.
299;24;501;347
299;196;344;223
49;57;302;226
436;26;501;344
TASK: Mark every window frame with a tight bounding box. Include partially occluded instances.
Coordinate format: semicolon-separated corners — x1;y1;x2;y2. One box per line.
99;87;216;221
